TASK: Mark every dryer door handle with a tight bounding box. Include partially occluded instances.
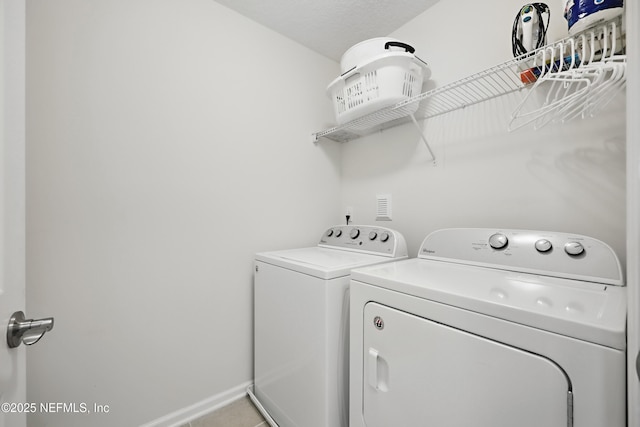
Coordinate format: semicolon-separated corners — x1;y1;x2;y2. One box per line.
367;348;389;392
636;350;640;382
368;348;379;389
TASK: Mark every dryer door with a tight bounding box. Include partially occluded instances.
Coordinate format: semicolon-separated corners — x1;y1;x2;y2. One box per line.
362;303;571;427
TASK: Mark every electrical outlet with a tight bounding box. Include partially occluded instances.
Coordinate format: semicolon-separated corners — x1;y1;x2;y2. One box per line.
346;206;354;225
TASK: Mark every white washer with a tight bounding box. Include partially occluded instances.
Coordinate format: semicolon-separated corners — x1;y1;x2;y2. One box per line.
350;228;626;427
251;225;407;427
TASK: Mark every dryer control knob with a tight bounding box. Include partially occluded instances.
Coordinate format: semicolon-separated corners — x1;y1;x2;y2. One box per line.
350;228;360;239
489;233;508;250
369;231;378;240
564;241;584;256
379;232;390;242
535;239;552;253
326;229;334;237
334;229;342;237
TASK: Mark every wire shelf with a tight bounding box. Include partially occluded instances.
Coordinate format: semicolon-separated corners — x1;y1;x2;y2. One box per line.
312;56;534;143
312;16;624;144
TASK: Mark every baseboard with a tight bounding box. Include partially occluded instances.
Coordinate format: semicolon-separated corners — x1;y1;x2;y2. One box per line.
139;380;252;427
246;384;279;427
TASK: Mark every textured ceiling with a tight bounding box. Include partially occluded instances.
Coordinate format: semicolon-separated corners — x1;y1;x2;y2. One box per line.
212;0;441;61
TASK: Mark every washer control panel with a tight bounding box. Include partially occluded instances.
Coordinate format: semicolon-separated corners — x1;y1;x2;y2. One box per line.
319;225;408;257
420;228;623;285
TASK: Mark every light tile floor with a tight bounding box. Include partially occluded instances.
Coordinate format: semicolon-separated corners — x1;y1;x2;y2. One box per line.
179;396;267;427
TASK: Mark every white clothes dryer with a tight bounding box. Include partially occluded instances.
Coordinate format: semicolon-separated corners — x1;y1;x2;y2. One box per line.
349;228;626;427
251;225;407;427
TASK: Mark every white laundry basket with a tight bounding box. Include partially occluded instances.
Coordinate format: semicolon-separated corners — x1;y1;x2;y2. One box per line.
340;38;410;74
327;52;429;125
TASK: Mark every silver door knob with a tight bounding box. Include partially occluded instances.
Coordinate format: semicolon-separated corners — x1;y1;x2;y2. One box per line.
6;311;54;348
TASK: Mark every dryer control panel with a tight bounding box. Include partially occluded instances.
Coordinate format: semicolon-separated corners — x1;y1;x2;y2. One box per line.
419;228;623;285
319;225;408;258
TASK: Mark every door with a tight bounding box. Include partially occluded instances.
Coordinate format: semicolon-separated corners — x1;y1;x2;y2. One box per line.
362;302;571;427
625;1;640;427
0;1;26;426
628;1;640;426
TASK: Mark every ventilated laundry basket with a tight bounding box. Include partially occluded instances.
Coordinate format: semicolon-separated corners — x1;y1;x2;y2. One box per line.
327;52;429;125
340;38;410;74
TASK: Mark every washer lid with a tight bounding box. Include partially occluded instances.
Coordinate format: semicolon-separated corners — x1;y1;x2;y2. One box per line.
351;258;627;350
256;247;405;279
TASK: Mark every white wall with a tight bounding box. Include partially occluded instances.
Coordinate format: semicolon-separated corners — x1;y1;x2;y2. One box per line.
340;0;627;265
25;0;340;426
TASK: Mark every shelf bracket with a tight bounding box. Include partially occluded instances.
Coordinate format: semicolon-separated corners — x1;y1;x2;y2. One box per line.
409;114;436;162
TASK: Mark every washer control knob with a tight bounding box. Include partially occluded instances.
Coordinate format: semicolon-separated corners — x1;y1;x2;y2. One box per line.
535;239;552;253
489;233;508;250
369;231;378;240
350;228;360;239
326;229;334;237
564;241;584;256
379;232;390;242
334;229;342;237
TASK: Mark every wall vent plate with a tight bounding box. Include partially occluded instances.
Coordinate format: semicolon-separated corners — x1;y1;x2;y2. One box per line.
376;194;392;221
